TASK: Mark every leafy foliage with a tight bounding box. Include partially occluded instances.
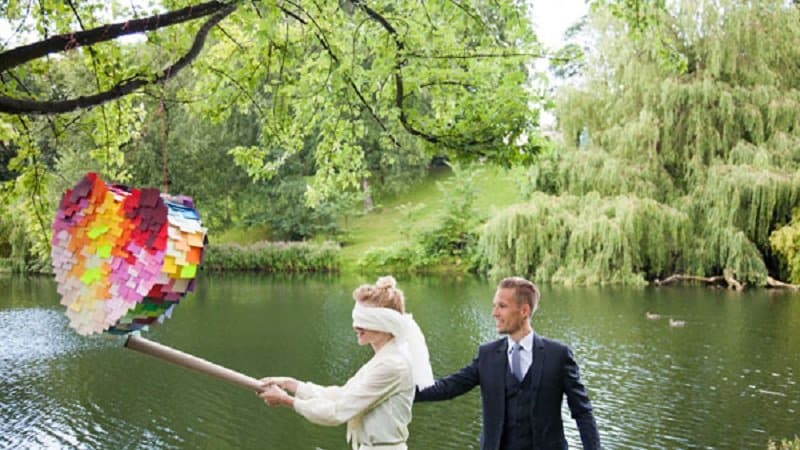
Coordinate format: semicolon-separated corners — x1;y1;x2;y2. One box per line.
479;0;800;286
770;209;800;284
686;165;800;252
476;193;688;285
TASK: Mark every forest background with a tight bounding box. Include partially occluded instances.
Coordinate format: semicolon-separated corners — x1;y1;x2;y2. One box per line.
3;0;800;291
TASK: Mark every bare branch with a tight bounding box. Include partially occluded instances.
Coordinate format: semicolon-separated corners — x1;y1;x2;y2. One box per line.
654;272;744;291
1;0;34;49
205;65;266;115
0;4;237;115
418;0;437;30
766;276;800;290
406;51;544;59
277;4;307;24
447;0;484;27
0;0;233;73
402;80;477;99
216;24;246;52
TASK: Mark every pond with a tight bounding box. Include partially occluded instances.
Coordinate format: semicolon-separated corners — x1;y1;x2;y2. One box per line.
1;273;798;449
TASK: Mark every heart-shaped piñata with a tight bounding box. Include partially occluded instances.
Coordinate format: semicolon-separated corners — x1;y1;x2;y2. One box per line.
52;173;206;335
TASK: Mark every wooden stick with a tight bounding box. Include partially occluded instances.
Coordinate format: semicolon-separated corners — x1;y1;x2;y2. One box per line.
125;334;262;392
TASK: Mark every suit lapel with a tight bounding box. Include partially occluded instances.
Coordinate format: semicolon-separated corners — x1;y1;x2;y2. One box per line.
529;333;545;396
491;339;508;404
492;338;508;376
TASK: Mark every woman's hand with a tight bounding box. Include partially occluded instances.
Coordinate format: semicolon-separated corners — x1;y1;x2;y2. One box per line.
258;385;293;407
260;376;299;394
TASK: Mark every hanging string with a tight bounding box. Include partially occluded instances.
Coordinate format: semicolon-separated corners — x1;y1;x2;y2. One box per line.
158;89;169;194
156;11;169;194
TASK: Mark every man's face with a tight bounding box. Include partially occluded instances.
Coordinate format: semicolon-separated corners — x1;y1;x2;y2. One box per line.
492;288;529;335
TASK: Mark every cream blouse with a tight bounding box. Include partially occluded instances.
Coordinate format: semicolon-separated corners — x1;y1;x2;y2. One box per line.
293;339;415;450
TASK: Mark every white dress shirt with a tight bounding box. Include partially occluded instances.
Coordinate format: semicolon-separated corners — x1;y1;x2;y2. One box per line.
506;331;534;380
293;339;414;450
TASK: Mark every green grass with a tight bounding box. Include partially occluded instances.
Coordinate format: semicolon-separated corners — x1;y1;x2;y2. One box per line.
213;224;272;245
338;164;524;269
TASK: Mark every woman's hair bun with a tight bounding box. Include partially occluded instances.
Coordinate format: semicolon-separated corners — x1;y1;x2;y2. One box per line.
375;275;397;290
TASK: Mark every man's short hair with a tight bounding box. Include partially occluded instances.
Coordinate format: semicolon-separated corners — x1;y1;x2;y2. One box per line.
498;276;540;313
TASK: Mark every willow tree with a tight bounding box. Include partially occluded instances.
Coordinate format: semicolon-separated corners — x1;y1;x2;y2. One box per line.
477;192;689;285
0;0;542;271
478;0;800;286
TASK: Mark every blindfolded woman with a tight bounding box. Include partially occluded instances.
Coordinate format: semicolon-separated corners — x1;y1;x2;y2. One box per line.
259;276;433;450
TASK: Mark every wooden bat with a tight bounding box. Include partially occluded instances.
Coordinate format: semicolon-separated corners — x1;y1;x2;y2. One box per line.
125;334;262;392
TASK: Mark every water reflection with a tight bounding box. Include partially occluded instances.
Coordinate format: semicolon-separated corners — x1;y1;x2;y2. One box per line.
1;274;799;449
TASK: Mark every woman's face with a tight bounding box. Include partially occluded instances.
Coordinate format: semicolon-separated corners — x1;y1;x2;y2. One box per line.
354;327;390;346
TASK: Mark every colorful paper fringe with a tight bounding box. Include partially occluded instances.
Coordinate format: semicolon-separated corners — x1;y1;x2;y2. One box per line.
52;173;206;336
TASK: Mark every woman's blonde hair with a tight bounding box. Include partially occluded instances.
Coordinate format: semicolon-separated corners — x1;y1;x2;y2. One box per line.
353;275;405;313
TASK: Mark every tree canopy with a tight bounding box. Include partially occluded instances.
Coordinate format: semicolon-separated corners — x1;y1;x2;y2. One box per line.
0;0;544;270
0;0;543;185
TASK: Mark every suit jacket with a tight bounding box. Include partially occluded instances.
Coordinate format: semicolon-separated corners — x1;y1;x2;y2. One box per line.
415;334;600;450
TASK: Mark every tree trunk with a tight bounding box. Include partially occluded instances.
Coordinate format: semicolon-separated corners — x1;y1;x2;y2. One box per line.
362;178;374;212
766;276;800;290
654;272;743;291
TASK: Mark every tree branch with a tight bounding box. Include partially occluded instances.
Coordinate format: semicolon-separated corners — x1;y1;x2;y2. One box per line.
406;51;544;59
766;276;800;290
654;272;744;291
286;0;401;148
0;3;236;115
205;64;266;115
350;1;439;144
1;0;34;49
216;24;246;52
654;274;727;285
0;0;233;73
351;0;501;149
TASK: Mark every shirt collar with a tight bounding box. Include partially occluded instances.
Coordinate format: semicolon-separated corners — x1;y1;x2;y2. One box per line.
507;330;534;353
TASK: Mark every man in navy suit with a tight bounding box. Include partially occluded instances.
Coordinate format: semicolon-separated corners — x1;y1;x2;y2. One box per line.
415;277;601;450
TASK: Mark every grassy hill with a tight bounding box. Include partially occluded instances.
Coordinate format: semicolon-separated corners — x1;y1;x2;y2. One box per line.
338;165;525;269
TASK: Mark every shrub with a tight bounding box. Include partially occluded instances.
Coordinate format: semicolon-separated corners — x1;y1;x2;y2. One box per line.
767;437;800;450
357;244;433;273
770;208;800;284
356;163;482;273
202;241;340;272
